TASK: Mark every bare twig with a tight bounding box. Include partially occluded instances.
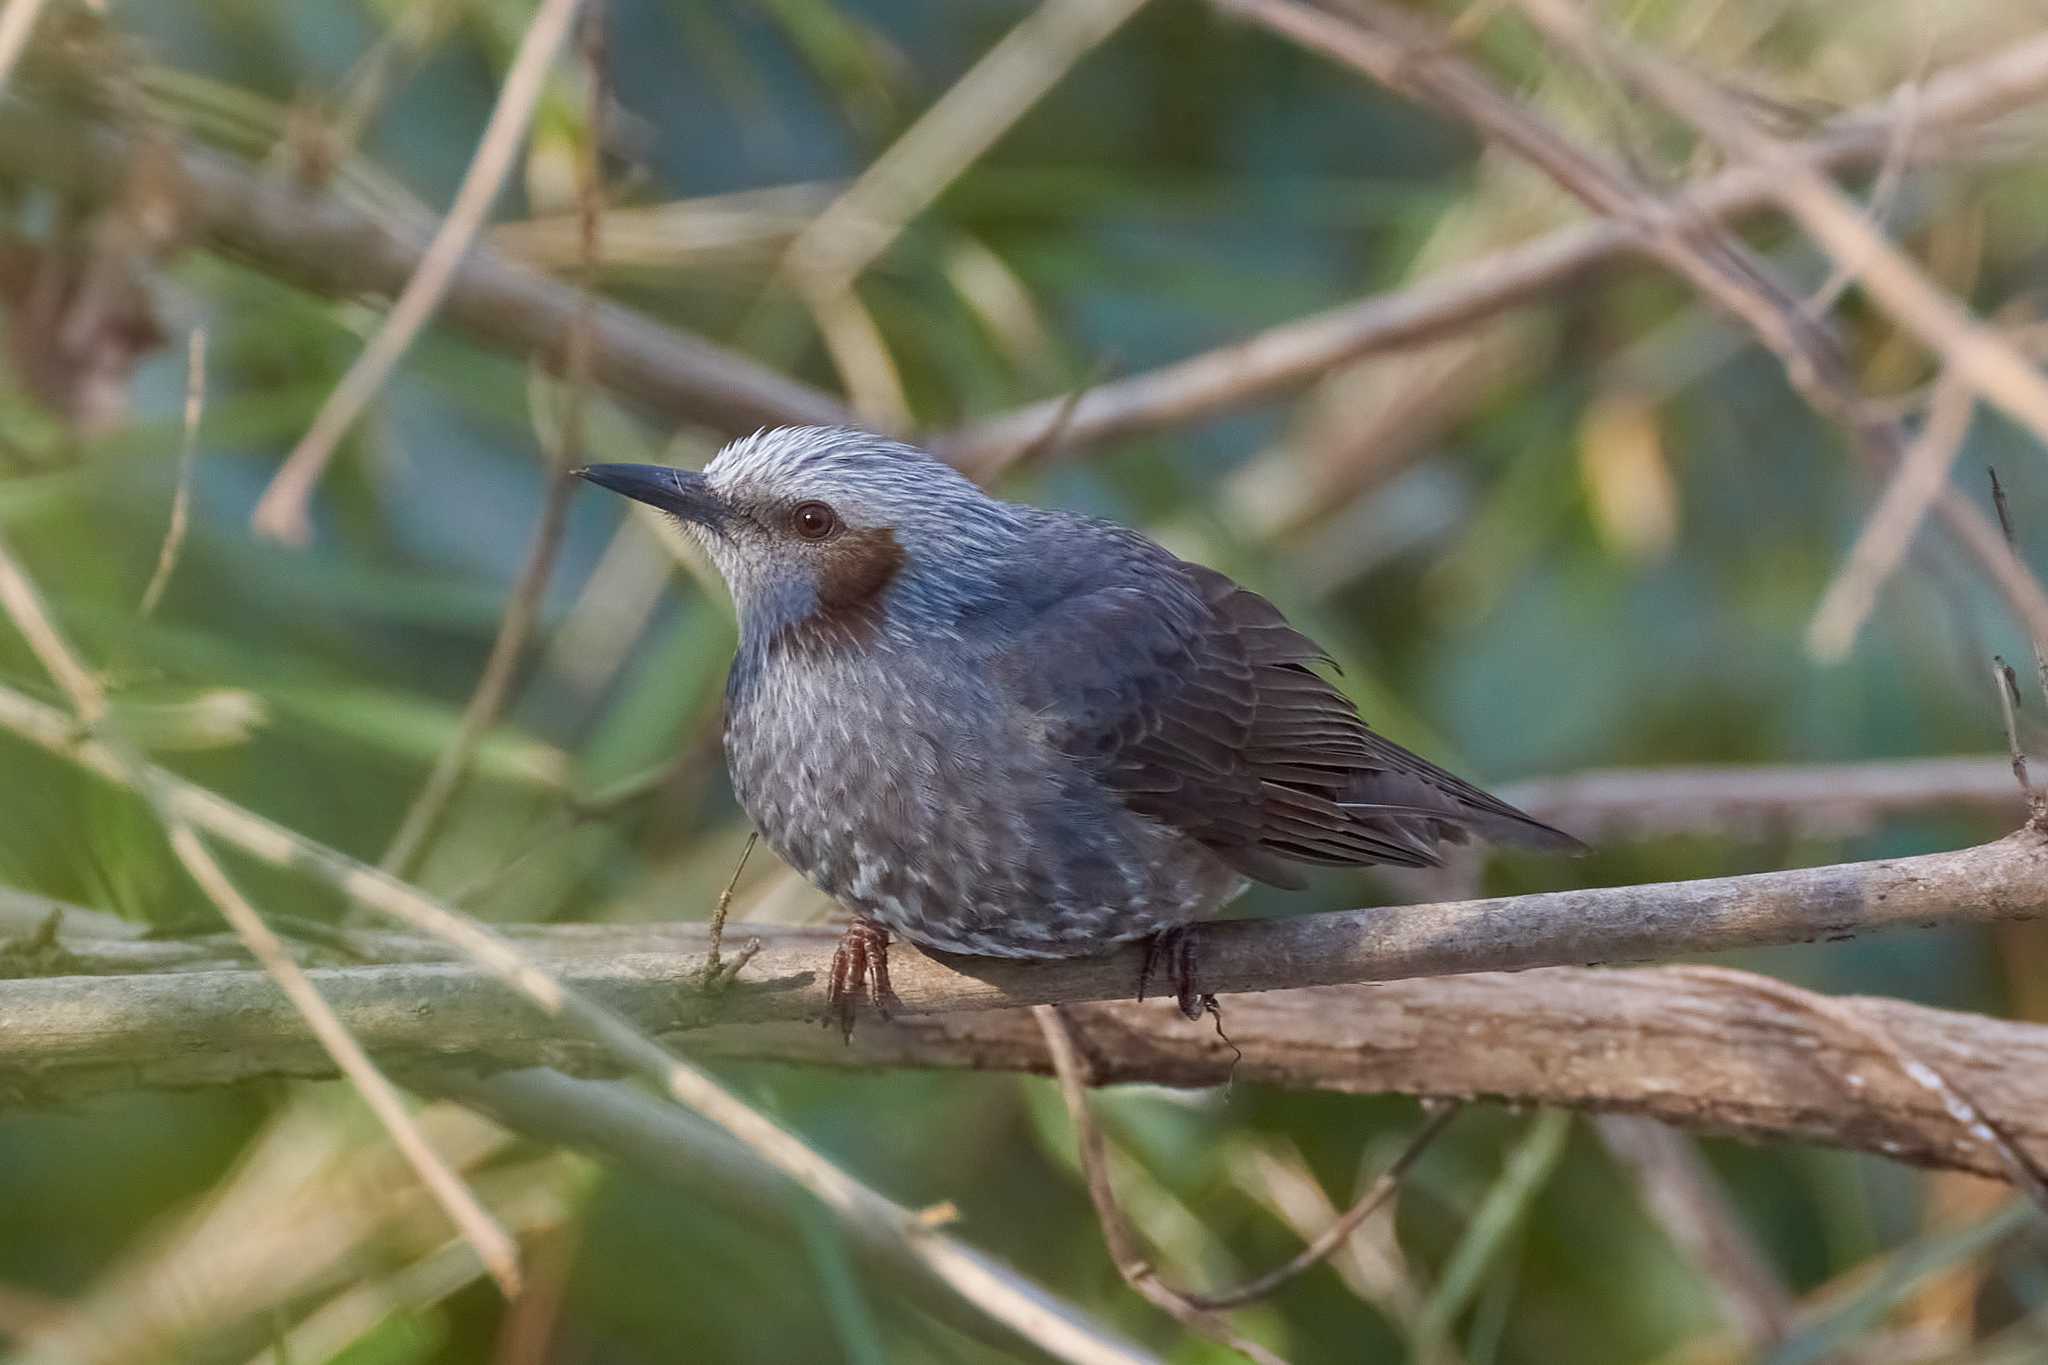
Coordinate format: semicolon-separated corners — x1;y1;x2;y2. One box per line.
779;0;1152;301
1497;754;2021;839
0;532;523;1298
158;822;525;1297
1186;1106;1457;1310
250;0;586;545
1033;1005;1293;1365
1990;466;2048;706
377;0;608;879
1993;656;2039;812
777;0;1148;424
138;328;206;620
701;829;757;987
444;1069;1157;1363
1807;374;1976;660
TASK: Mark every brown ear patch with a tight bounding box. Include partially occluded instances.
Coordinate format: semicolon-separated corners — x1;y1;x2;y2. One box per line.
815;526;905;612
763;525;905;656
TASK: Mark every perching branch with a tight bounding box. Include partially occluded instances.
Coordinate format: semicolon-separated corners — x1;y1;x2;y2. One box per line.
6;824;2048;1183
10;941;2048;1185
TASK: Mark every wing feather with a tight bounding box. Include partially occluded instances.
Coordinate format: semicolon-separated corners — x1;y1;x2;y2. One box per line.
990;543;1582;889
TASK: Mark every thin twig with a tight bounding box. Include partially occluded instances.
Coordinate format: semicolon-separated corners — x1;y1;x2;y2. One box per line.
779;0;1152;301
1992;656;2039;812
0;531;523;1298
1990;466;2048;707
701;830;757;987
250;0;586;545
0;535;103;721
1806;373;1976;660
1033;1005;1293;1365
160;822;524;1297
1185;1105;1457;1310
0;100;853;436
376;0;604;879
138;327;206;620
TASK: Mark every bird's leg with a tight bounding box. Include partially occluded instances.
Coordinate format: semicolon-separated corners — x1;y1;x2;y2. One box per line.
825;916;901;1041
1137;925;1213;1023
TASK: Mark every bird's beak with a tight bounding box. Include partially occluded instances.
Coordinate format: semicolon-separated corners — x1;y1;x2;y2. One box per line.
575;463;729;533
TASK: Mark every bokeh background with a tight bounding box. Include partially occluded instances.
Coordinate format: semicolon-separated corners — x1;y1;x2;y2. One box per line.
3;0;2048;1360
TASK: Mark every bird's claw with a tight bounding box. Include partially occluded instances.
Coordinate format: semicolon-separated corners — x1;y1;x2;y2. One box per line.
1138;925;1212;1022
826;917;901;1042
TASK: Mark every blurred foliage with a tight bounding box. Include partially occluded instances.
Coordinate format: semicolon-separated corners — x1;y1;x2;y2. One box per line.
3;0;2048;1361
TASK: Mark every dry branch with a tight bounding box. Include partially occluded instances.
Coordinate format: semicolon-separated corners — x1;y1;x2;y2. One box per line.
0;98;851;435
8;828;2048;1185
938;29;2048;471
10;951;2048;1186
1;29;2043;472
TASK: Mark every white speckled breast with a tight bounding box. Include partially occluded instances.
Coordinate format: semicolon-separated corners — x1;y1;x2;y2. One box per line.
723;640;1239;958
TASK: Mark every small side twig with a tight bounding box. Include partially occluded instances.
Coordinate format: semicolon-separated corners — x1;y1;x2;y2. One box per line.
1033;1005;1292;1365
1990;466;2048;706
1035;1005;1457;1354
1992;655;2037;813
138;327;206;619
700;830;759;990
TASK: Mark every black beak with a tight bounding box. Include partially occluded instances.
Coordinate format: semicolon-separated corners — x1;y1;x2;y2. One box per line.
575;463;728;532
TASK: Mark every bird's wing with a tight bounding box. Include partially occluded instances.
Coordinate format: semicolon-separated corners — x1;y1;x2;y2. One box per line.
990;558;1582;888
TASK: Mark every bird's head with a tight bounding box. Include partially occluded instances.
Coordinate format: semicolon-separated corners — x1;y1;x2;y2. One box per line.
577;426;1024;648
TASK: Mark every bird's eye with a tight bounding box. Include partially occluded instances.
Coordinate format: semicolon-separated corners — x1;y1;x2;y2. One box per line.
789;500;839;540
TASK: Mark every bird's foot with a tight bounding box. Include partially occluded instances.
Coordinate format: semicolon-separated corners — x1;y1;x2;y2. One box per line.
1137;925;1215;1023
825;917;901;1042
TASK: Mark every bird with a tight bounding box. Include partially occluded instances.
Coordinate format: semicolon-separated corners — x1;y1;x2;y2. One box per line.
577;427;1582;1034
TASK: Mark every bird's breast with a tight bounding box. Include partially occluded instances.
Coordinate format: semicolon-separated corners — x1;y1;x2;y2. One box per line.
722;651;1235;957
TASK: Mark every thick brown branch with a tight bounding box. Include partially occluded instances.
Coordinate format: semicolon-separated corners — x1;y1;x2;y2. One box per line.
0;98;851;435
8;953;2048;1185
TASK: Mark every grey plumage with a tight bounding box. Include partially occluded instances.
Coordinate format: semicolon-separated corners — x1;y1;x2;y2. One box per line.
578;427;1580;971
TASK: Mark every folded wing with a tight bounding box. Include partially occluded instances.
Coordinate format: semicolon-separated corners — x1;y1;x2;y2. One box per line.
991;555;1582;889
